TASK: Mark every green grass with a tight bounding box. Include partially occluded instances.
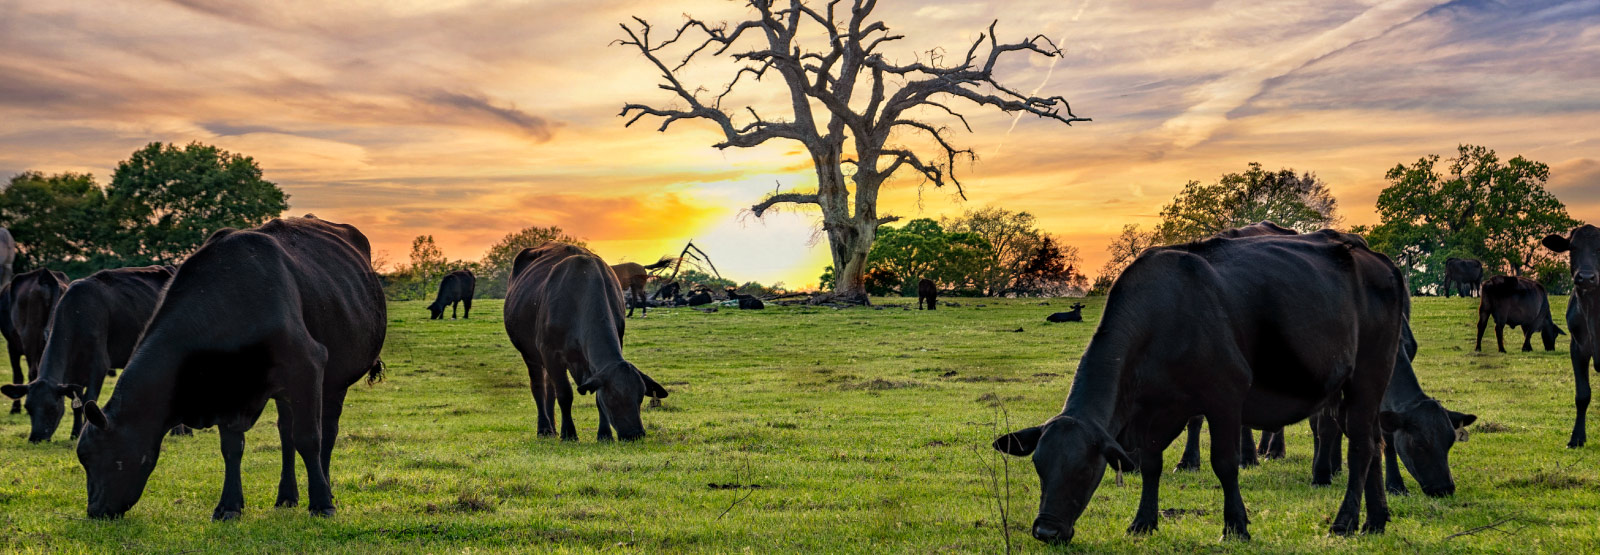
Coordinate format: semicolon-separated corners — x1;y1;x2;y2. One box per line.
0;297;1596;553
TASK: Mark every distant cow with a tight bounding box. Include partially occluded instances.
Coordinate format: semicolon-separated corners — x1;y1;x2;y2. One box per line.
76;216;388;520
3;268;67;414
686;289;713;306
1444;258;1484;298
1542;224;1600;448
917;279;937;310
652;281;682;306
725;288;765;310
506;243;668;441
1476;275;1564;353
428;269;475;320
2;266;174;442
1045;303;1087;323
612;259;672;317
994;230;1407;543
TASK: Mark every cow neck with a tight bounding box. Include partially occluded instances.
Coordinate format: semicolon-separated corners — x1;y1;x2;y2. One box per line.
1059;327;1132;432
102;329;182;442
1381;351;1428;411
1578;289;1600;352
36;292;107;390
573;322;627;374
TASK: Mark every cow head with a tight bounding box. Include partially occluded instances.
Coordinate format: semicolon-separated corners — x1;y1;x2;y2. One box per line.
1380;399;1476;497
993;416;1136;544
1541;321;1568;351
426;300;445;320
1;380;83;442
1544;225;1600;293
76;400;161;519
576;361;669;440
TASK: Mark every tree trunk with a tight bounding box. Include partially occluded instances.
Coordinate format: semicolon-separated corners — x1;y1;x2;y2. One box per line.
828;221;874;303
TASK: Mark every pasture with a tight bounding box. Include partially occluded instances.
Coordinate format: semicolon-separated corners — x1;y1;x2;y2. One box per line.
0;297;1596;553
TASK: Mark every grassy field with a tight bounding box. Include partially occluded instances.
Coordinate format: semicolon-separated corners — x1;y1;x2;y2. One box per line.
0;296;1596;553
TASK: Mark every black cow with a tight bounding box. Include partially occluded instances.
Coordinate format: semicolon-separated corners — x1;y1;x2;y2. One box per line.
994;231;1408;543
1046;303;1087;323
76;216;387;520
1476;275;1564;353
2;266;174;442
1542;224;1600;448
1304;325;1476;496
1444;258;1484;298
725;288;765;310
427;269;476;320
504;243;668;441
917;279;937;310
652;281;682;306
686;289;713;306
3;268;67;414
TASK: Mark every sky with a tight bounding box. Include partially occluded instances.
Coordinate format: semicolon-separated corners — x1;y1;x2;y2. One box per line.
2;0;1598;288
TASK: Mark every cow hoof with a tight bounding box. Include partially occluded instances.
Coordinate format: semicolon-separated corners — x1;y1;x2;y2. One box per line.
1238;459;1258;469
1361;520;1387;534
1387;486;1409;496
1568;438;1585;449
1127;519;1157;535
275;497;299;508
1223;525;1250;541
1174;460;1201;471
1522;346;1532;352
310;507;336;518
212;508;242;521
8;404;18;415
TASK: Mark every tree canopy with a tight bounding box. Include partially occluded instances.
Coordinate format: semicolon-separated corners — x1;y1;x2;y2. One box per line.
1360;144;1580;292
1153;162;1339;243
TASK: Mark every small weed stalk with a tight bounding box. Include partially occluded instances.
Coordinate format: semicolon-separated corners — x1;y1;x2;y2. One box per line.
969;394;1016;554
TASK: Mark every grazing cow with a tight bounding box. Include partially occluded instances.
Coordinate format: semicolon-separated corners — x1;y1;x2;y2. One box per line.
725;288;765;310
4;268;67;414
612;259;672;317
2;266;174;442
427;269;476;320
1444;258;1484;298
1046;303;1087;323
994;231;1407;543
76;216;387;520
686;289;713;306
1304;325;1476;496
1476;275;1564;353
917;279;938;310
1542;224;1600;448
505;243;668;441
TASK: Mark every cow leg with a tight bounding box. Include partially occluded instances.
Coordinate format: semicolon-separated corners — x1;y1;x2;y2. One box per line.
1129;419;1183;535
1443;278;1453;298
1521;327;1534;352
319;388;348;496
1383;431;1407;495
594;398;614;442
279;339;334;517
213;428;247;521
549;365;578;441
451;301;458;319
1361;434;1389;534
463;298;471;319
1571;346;1591;448
8;345;21;414
1175;416;1203;471
1331;402;1384;535
1208;413;1250;540
274;398;299;508
70;407;83;439
524;354;556;437
1475;311;1489;351
1238;427;1258;468
1258;427;1285;459
1494;321;1507;353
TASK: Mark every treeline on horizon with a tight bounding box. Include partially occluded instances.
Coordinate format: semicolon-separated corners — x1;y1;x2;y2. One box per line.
1;142;1583;299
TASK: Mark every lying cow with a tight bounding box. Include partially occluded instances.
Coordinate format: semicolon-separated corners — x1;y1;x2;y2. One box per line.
994;230;1407;543
917;279;937;310
3;268;67;414
1444;257;1484;298
428;269;475;320
725;288;765;310
2;266;174;442
505;243;667;441
1543;225;1600;448
76;216;387;520
1475;275;1564;352
686;289;714;306
1046;303;1087;323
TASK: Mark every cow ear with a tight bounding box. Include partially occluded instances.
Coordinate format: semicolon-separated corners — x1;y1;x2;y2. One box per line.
1542;234;1570;253
0;384;26;400
576;374;603;395
1448;411;1477;429
1101;440;1136;471
639;370;668;399
83;400;109;430
1379;410;1405;432
993;426;1042;456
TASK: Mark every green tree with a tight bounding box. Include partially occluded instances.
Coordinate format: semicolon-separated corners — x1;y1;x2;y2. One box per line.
942;207;1047;296
1365;145;1580;292
1013;236;1086;296
1154;162;1340;243
406;235;446;299
0;172;114;276
476;225;584;297
107;142;289;265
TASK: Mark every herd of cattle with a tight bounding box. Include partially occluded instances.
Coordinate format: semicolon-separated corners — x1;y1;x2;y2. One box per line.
0;216;1597;547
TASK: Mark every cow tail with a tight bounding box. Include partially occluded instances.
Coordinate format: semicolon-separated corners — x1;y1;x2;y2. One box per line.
366;359;387;385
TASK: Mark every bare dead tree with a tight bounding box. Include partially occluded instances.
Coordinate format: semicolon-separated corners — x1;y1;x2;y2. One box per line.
617;0;1088;299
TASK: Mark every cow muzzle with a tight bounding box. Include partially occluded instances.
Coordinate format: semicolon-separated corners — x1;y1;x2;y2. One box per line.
1032;517;1074;544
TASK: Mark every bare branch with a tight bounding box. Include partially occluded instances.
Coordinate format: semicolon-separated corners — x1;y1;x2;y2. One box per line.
751;191;822;218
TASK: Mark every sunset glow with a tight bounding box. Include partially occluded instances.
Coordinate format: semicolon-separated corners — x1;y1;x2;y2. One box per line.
3;0;1597;288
